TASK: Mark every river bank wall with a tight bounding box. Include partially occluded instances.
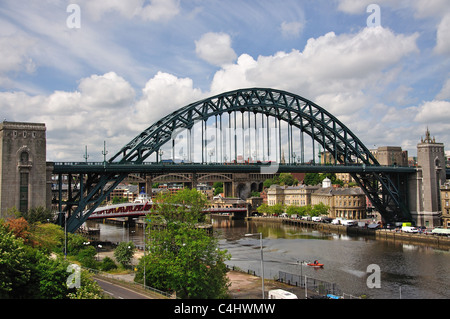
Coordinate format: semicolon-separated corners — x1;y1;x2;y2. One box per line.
246;217;450;249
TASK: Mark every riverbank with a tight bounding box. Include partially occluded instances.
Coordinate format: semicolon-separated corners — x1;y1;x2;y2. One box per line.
96;250;313;299
247;216;450;249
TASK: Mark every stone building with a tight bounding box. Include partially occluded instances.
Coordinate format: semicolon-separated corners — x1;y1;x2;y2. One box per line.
267;184;318;206
440;181;450;229
408;129;446;227
0;121;53;218
373;146;409;166
266;178;367;219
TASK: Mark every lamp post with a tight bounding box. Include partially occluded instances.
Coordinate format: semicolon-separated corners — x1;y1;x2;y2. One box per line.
244;232;265;299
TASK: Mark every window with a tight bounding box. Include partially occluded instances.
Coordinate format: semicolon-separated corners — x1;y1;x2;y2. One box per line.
20;151;29;164
19;172;29;213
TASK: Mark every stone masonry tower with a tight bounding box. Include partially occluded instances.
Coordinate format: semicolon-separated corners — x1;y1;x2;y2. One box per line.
0;121;52;218
409;128;446;227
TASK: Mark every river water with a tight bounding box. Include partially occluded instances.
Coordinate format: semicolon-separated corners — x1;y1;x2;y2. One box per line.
86;218;450;299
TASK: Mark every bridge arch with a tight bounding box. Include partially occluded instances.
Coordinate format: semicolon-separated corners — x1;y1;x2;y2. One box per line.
110;88;378;167
62;88;411;233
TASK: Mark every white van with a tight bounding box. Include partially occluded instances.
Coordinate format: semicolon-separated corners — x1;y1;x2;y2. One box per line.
341;220;357;227
331;218;342;225
402;226;418;233
312;216;322;222
268;289;298;299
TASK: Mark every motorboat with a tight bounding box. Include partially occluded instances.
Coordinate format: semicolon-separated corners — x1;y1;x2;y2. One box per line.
307;260;324;268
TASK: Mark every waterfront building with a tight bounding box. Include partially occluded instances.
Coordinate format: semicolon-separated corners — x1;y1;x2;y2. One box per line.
196;183;213;200
267;184;318;206
440;181;450;229
0;121;53;218
266;178;366;219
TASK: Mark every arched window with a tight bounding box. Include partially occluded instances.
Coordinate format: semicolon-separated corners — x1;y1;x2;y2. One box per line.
20;151;29;164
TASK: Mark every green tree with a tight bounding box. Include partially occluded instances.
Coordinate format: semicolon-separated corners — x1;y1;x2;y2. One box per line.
286;205;301;216
270;203;285;215
15;206;54;224
136;188;230;299
0;221;32;298
311;203;330;217
114;241;135;269
257;203;270;215
214;187;223;196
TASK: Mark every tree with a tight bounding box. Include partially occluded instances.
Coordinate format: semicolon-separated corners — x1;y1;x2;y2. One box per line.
114;241;135;269
257;203;270;215
286;205;301;216
136;188;230;299
15;206;54;224
311;203;330;217
270;203;285;215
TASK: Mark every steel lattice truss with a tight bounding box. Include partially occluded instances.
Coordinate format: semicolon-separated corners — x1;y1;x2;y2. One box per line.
63;88;411;232
110;88;377;165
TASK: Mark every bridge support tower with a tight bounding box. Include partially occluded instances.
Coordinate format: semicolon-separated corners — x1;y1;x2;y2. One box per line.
408;129;446;228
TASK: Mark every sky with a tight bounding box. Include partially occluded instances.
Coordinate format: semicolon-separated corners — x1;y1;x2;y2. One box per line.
0;0;449;162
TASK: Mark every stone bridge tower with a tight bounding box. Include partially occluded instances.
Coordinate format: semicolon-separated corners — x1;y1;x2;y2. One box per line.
408;129;446;227
0;121;52;218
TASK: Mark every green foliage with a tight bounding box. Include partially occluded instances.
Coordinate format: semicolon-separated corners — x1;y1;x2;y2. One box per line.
304;173;343;186
263;173;299;188
112;196;128;204
214;187;223;196
67;270;104;299
15;206;54;224
99;256;117;272
310;202;330;216
136;188;230;299
77;246;98;269
0;219;104;299
257;203;285;215
114;241;135;268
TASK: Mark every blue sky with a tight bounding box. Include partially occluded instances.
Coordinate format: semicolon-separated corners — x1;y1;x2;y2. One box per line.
0;0;449;162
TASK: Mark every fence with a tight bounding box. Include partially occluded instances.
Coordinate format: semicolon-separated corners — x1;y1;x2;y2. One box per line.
83;267;176;299
278;271;342;296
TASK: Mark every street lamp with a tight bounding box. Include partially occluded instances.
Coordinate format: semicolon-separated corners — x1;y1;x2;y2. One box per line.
244;232;265;299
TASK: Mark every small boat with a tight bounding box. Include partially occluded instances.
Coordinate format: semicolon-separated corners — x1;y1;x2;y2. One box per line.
307;260;324;268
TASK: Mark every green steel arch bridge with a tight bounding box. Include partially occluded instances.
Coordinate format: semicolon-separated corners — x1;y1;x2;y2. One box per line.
54;88;418;233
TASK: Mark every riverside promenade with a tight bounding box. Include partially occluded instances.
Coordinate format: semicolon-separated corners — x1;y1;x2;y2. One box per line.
248;216;450;249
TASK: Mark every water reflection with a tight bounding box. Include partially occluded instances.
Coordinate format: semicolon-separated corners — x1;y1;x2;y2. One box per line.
212;217;450;299
86;218;450;299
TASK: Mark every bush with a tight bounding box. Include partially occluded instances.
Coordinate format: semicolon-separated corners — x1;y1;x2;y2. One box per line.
100;257;117;271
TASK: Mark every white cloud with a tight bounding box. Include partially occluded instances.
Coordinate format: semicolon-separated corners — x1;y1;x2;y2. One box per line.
434;13;450;55
195;32;237;67
138;0;180;21
134;72;205;129
79;0;180;22
78;72;135;109
210;27;419;103
414;100;450;123
280;21;304;38
436;78;450;100
0;72;137;161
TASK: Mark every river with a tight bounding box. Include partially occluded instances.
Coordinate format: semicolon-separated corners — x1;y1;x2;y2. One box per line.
86;218;450;299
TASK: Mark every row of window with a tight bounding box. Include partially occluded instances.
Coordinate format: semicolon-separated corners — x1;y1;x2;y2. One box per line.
12;131;38;138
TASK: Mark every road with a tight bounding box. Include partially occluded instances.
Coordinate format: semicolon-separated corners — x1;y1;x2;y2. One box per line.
94;277;153;299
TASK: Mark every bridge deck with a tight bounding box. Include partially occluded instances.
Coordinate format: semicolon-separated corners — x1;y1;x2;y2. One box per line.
52;162;418;174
